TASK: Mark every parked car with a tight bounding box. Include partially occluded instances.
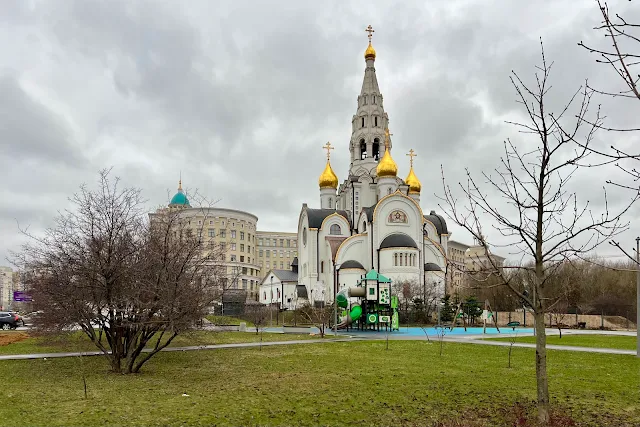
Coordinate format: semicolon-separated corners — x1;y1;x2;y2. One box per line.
0;312;23;330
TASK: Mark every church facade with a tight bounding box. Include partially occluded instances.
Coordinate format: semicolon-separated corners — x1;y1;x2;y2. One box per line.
296;27;449;306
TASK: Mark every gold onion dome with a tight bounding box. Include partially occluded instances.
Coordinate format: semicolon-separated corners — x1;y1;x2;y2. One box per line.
319;141;338;189
364;42;376;60
376;147;398;177
377;128;398;177
318;160;338;189
405;149;421;193
405;167;421;194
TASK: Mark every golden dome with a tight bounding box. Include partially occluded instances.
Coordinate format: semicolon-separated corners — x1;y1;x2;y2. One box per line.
318;160;339;189
364;42;376;60
405;166;421;194
376;147;398;177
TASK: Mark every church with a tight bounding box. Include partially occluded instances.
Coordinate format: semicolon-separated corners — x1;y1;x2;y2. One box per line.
296;26;449;306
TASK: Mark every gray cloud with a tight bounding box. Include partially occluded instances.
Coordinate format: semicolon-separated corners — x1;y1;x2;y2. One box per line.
1;0;639;264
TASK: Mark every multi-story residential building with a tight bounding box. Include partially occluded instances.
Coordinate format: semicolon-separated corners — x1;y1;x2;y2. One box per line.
0;266;14;310
153;181;300;301
256;231;298;278
446;240;505;297
446;240;470;295
150;183;263;301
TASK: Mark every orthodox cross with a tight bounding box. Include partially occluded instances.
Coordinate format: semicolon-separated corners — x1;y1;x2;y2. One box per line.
365;25;375;43
384;128;393;149
322;141;334;160
407;149;417;167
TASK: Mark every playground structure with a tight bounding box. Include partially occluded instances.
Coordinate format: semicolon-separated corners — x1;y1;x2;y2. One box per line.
335;269;399;331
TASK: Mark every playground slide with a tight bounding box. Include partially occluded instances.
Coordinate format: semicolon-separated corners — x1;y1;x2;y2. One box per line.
337;304;362;329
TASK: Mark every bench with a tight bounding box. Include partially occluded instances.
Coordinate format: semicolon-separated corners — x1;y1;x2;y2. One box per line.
506;321;521;330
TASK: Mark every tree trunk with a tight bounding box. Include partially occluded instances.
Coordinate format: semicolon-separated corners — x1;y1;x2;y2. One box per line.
534;309;550;424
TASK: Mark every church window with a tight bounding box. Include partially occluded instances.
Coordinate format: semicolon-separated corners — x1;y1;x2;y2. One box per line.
329;197;333;208
374;116;378;127
330;224;342;235
361;117;365;128
362;222;366;231
405;253;408;266
394;253;398;266
360;139;367;159
373;139;380;160
373;95;376;104
321;261;324;273
303;228;307;246
388;188;392;195
399;254;403;266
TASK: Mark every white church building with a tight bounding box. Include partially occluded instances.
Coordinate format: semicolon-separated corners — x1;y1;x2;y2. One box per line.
296;27;449;306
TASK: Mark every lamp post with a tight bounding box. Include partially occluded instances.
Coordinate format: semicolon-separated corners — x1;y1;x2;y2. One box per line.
334;263;341;335
636;237;640;357
281;280;284;325
270;276;273;327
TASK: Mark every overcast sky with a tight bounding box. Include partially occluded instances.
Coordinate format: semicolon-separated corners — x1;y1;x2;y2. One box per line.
1;0;639;265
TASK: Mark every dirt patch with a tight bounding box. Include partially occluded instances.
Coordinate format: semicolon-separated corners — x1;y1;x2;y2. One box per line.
0;332;30;346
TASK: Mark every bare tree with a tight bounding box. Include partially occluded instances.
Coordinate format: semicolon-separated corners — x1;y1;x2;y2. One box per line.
299;303;333;338
440;42;636;423
13;170;226;374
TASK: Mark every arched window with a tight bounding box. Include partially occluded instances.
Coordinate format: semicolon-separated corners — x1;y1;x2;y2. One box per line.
394;253;398;266
330;224;341;235
263;292;266;301
388;188;392;195
373;138;380;160
320;261;324;273
360;139;367;159
328;198;333;208
362;222;366;231
361;117;365;128
374;116;378;127
399;254;403;266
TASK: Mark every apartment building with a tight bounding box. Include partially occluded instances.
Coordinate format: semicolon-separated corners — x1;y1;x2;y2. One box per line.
256;231;298;278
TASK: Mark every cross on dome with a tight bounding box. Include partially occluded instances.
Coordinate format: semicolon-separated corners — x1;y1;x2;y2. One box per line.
322;141;334;160
365;25;375;42
384;128;393;149
407;149;417;167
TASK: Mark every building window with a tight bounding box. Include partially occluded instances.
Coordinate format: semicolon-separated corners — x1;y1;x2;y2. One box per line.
280;262;284;269
231;230;236;239
231;243;236;251
259;238;263;245
287;240;291;248
280;250;284;258
230;255;237;262
266;251;270;258
240;244;245;252
330;224;341;235
374;116;378;126
220;242;226;250
259;250;263;257
240;232;245;240
220;230;226;238
373;138;380;160
248;245;251;253
279;239;284;247
242;279;247;290
198;220;202;225
208;229;215;237
272;250;277;257
361;117;365;128
360;139;366;159
266;261;270;268
240;256;245;262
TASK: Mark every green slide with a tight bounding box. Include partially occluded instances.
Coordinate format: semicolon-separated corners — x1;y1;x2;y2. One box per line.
337;303;362;329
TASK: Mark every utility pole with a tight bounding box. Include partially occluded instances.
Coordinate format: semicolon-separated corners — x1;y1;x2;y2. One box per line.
636;237;640;357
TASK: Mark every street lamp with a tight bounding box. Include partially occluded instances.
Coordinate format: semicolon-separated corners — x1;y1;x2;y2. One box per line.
334;263;341;335
270;276;273;327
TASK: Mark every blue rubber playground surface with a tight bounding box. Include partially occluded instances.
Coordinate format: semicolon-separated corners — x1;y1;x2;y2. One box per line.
261;326;535;337
342;326;535;337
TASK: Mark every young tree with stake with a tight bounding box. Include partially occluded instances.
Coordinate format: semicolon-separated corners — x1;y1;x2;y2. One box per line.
441;42;636;423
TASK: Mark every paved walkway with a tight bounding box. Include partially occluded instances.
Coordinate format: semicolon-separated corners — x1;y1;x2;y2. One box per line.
0;337;360;361
0;329;636;360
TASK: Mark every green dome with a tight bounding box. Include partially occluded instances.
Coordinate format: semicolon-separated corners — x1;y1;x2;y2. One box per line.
169;179;190;207
170;190;189;206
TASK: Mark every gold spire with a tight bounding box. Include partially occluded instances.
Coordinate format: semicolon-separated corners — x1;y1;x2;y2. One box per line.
364;25;376;60
376;128;398;177
318;141;339;189
405;149;421;194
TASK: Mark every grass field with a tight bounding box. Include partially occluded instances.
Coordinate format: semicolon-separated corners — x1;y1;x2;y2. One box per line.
0;339;638;426
0;330;317;355
487;334;637;350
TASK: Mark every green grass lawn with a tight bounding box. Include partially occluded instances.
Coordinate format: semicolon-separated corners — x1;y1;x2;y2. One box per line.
487;334;637;350
0;330;318;355
0;340;638;426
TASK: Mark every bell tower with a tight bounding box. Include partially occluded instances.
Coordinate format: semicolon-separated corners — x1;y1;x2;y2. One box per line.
349;25;390;177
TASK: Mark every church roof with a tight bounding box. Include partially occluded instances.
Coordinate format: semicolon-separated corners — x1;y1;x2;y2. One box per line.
363;204;377;222
424;262;442;272
380;233;418;249
362;269;392;283
305;208;350;229
272;269;298;282
424;210;449;235
340;260;365;270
